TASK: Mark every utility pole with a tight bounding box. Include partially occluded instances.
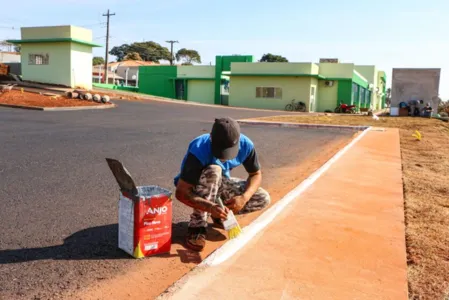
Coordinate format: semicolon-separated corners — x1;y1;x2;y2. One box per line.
103;9;115;84
166;40;178;65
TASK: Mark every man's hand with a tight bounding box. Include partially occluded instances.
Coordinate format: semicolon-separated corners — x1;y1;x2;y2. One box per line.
226;195;248;214
211;204;229;220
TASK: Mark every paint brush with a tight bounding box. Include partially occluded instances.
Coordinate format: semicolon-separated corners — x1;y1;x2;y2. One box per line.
217;197;242;239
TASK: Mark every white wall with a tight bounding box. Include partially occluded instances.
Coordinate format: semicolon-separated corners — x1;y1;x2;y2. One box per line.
0;52;20;63
391;68;441;111
70;43;93;89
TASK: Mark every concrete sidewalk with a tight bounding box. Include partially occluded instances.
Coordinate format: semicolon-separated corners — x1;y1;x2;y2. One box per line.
159;128;408;300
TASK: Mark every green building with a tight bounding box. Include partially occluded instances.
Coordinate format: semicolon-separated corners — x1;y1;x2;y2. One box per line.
115;55;387;112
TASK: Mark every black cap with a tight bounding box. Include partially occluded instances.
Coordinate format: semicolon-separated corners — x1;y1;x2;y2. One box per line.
211;117;241;160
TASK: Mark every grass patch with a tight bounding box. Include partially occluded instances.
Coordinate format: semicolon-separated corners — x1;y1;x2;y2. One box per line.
255;114;449;300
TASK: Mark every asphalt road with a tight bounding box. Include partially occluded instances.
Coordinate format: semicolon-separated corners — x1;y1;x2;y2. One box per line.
0;100;353;299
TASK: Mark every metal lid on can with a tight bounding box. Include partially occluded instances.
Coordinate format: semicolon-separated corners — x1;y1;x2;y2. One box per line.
105;158;138;196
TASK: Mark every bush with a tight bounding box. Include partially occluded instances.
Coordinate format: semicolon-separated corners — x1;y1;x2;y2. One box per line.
438;101;449;114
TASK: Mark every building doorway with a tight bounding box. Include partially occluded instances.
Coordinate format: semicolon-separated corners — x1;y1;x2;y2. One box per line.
309;86;316;112
175;79;185;100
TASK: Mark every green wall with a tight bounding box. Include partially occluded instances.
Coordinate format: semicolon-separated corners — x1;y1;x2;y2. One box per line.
352;72;369;88
229;76;311;111
21;42;72;87
231;62;316;75
187;80;215;104
215;55;254;105
337;80;353;105
92;83;139;92
138;66;177;98
317;80;338;111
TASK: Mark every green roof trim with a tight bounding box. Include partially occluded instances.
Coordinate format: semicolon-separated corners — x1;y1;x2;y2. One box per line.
326;77;352;81
6;38;102;47
225;73;326;79
352;71;369;88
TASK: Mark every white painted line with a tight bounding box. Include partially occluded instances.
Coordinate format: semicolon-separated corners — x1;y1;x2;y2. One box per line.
200;126;372;267
158;125;372;298
237;119;369;131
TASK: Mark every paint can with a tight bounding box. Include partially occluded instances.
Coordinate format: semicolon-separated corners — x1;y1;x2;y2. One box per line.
106;158;173;258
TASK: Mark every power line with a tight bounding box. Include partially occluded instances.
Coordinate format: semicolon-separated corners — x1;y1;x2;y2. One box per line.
78;22;106;28
166;40;178;65
0;26;19;30
102;9;115;83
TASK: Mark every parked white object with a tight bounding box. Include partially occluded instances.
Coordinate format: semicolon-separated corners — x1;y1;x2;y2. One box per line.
390;107;399;116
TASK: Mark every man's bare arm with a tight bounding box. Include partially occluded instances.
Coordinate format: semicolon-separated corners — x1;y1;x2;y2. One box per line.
175;179;214;212
243;170;262;201
175;179;228;219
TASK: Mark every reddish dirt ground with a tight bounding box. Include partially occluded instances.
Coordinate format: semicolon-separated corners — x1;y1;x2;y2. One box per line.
72;133;355;300
257;115;449;300
161;128;408;300
0;90;112;108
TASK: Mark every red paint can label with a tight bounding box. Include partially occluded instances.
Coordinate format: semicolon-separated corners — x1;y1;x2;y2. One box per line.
118;186;172;258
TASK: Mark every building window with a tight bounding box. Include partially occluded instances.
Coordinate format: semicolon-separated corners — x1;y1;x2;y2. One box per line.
365;90;371;107
29;54;49;65
359;87;365;106
351;83;358;105
256;87;282;99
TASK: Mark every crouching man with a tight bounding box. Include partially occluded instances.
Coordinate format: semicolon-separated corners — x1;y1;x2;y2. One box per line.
173;117;271;252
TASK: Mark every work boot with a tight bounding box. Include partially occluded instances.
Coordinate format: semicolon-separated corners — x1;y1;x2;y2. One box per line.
185;227;207;252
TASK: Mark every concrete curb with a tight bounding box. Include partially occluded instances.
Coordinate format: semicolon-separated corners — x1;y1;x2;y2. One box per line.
0;103;116;111
156;124;373;299
42;104;116;111
0;103;43;111
238;119;369;131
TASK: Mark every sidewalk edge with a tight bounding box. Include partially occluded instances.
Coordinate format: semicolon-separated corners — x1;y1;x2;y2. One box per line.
157;125;372;299
237;119;369;131
0;103;116;111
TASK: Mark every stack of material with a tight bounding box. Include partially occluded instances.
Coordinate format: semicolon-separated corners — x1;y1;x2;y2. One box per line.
399;107;409;116
0;63;9;76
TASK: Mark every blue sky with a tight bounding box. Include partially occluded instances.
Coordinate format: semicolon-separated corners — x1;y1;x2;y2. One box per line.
1;0;448;98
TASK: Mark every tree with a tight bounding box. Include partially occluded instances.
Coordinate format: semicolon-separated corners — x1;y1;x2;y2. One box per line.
92;56;105;66
110;41;171;63
129;41;172;62
109;44;130;62
123;52;143;61
14;46;20;53
259;53;288;62
438;100;449;116
175;48;201;65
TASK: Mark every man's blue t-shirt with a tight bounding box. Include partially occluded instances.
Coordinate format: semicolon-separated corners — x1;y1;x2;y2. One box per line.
173;133;260;186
